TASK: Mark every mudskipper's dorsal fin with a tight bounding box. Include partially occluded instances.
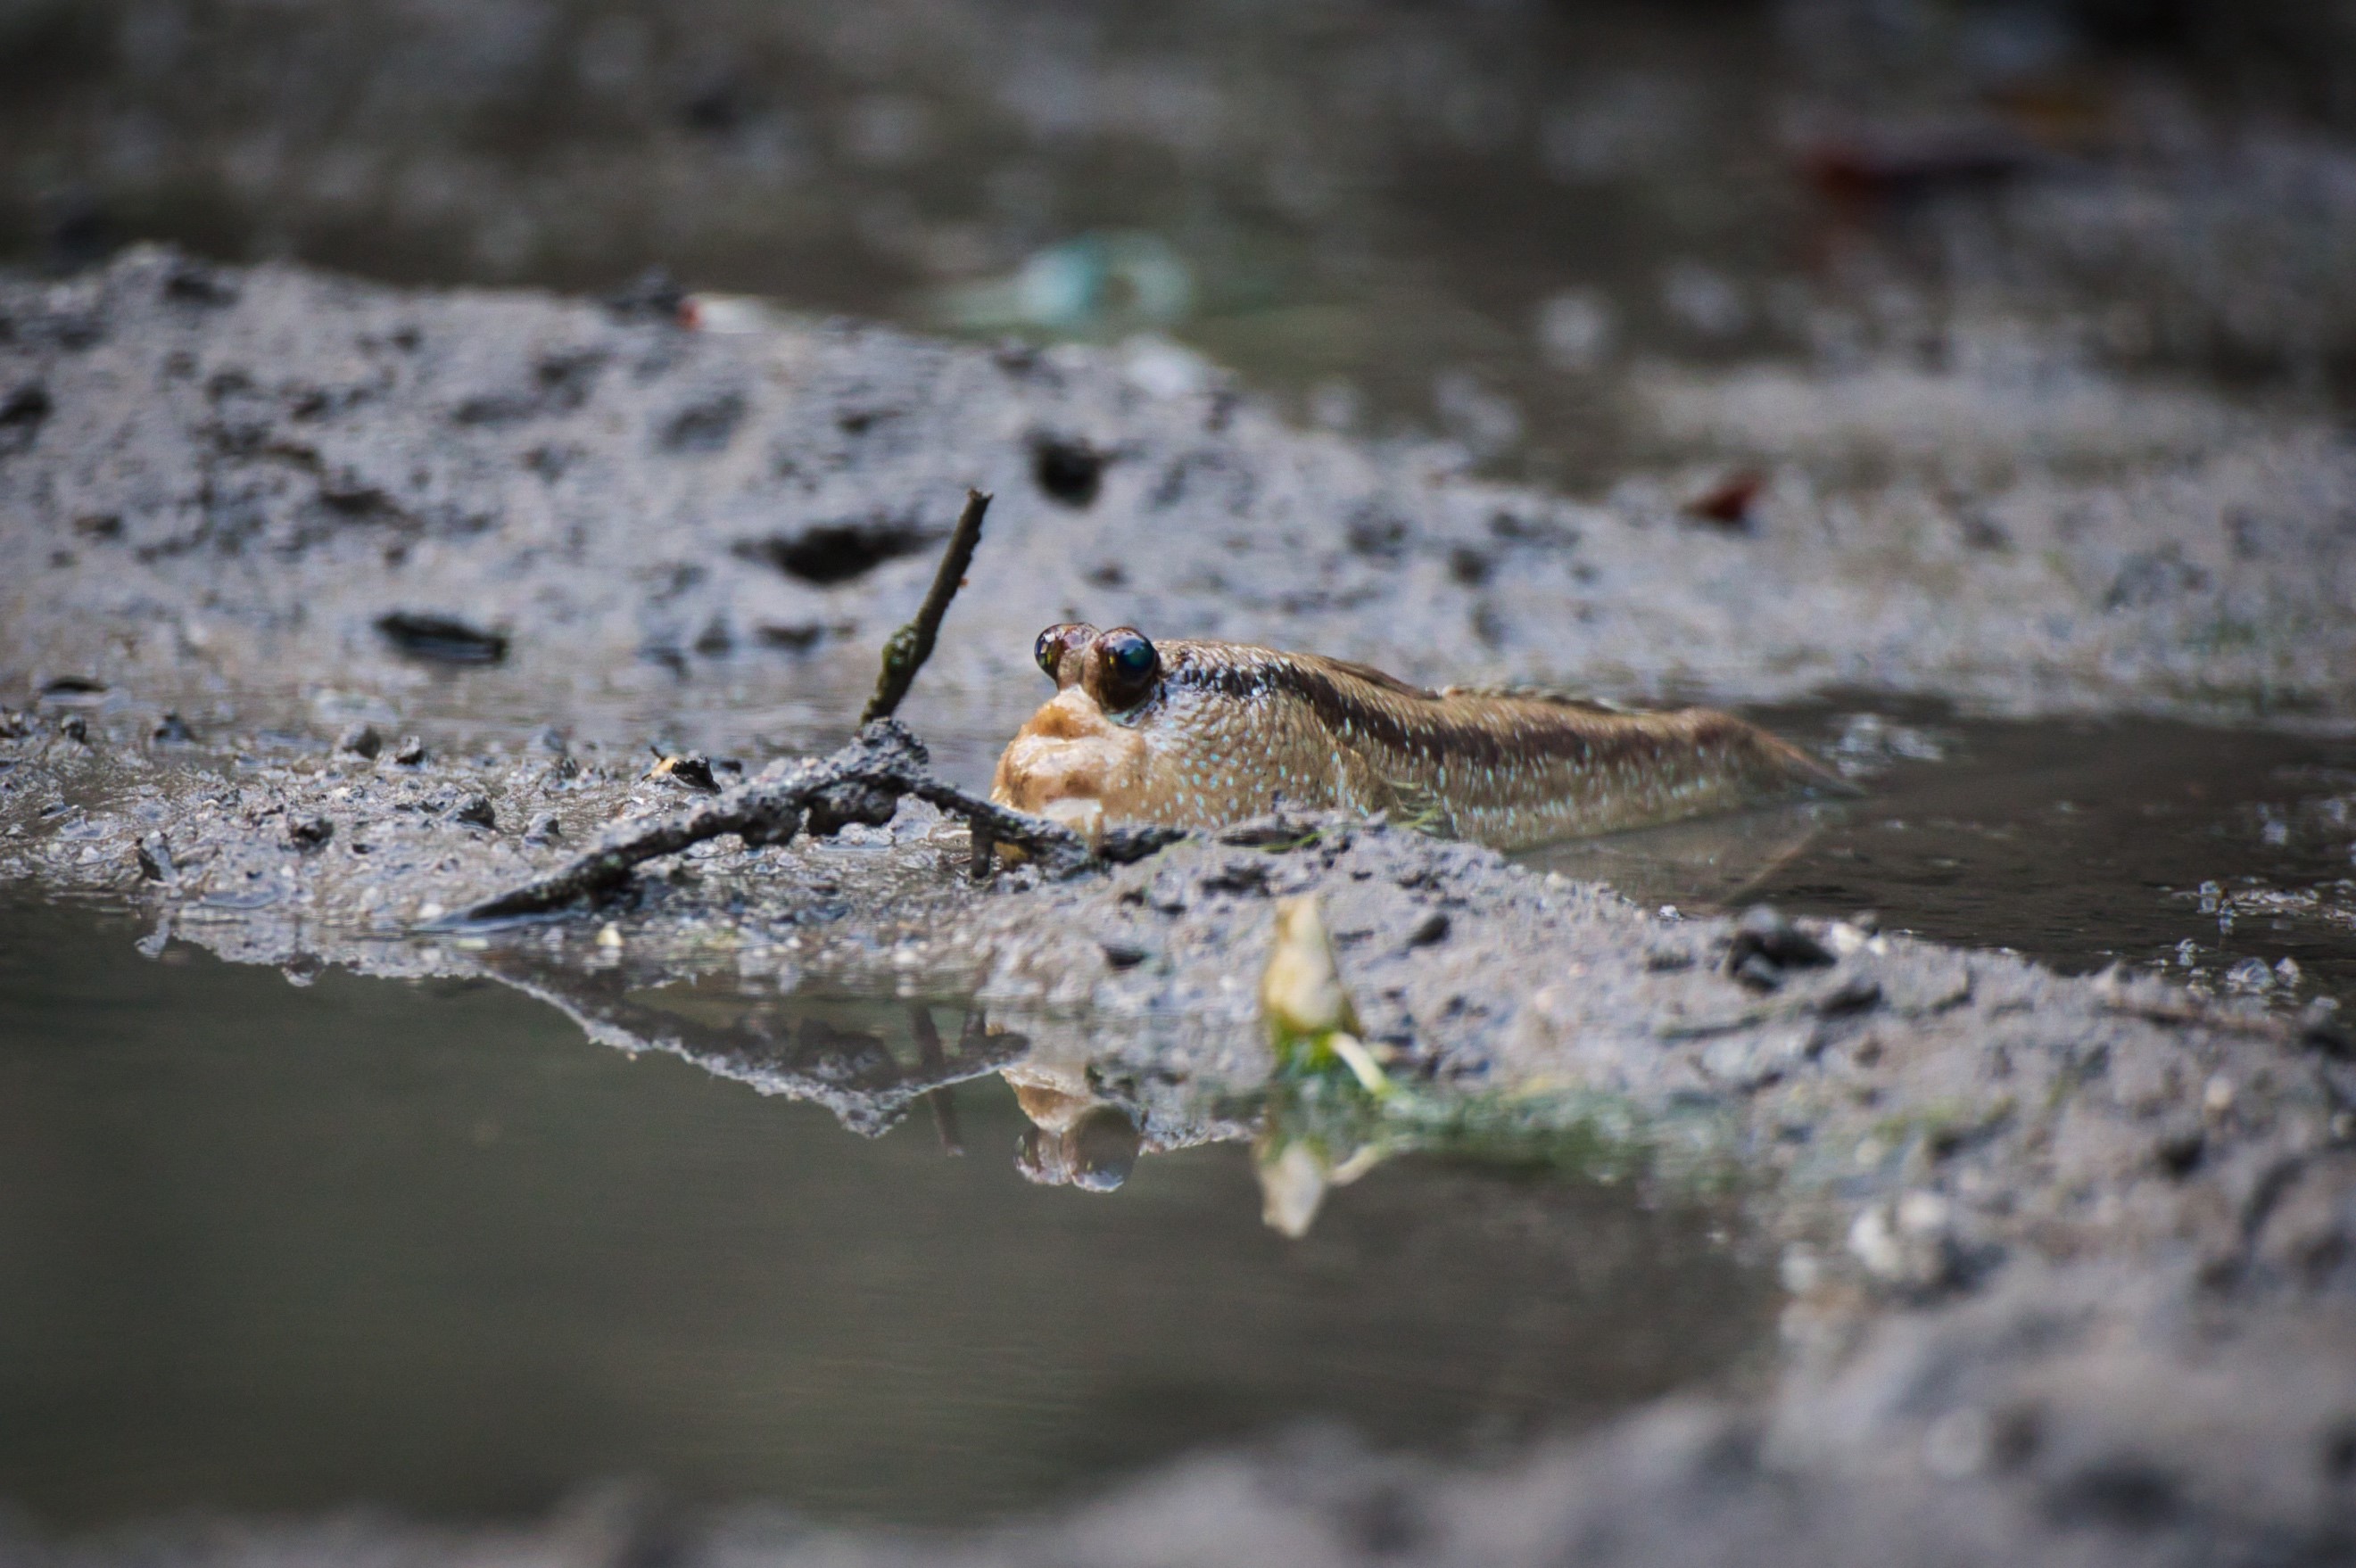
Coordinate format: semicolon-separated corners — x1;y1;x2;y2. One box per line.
1322;657;1442;701
1436;684;1653;717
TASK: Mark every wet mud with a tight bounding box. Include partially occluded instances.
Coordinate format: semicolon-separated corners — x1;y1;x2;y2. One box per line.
4;247;2354;762
4;247;2356;1564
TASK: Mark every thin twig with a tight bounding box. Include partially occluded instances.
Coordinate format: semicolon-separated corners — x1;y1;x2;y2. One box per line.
438;720;1106;925
862;488;991;726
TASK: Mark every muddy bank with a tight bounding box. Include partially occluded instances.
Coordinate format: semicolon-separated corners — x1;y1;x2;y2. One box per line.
6;704;2356;1561
4;248;2353;770
4;252;2356;1564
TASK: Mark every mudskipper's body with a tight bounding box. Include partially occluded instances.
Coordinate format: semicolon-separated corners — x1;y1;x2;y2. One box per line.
990;624;1848;851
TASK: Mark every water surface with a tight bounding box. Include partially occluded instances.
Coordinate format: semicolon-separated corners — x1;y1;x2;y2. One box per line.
0;893;1773;1530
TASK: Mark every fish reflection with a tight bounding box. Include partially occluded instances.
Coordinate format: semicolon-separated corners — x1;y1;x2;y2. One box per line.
1517;797;1842;912
1012;1096;1142;1193
475;942;1661;1238
478;953;1029;1137
477;945;1244;1193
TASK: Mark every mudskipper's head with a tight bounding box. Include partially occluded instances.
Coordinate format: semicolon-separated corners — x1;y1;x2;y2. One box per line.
991;623;1168;844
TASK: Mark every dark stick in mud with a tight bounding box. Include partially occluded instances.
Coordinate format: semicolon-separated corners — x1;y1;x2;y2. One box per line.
862;488;992;726
443;721;1106;924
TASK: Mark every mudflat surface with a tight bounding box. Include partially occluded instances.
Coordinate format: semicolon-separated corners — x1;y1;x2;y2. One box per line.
12;0;2356;1556
4;247;2353;768
0;245;2353;1564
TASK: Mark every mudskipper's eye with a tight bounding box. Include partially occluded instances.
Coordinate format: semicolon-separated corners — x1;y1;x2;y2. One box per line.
1095;627;1159;711
1032;623;1097;687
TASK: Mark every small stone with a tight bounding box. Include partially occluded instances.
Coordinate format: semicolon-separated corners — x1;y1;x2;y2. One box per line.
649;753;719;792
597;922;624;949
135;833;174;880
1815;973;1882;1016
336;722;384;759
1729;904;1834;973
451;795;496;831
1732;952;1784;991
392;735;426;765
1099;938;1152;970
151;711;197;745
1199;856;1274;896
524;811;563;846
1848;1189;1962;1291
2224;957;2274;993
288;815;334;851
58;714;87;743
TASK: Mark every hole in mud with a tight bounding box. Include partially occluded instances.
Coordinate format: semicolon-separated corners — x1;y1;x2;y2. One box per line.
1032;436;1105;508
0;895;1775;1532
736;516;938;585
373;611;509;665
0;383;50;456
34;674;105;703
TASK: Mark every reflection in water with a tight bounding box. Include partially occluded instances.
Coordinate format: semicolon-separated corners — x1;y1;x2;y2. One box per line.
489;902;1700;1246
1521;798;1843;914
515;947;1253;1206
1008;1077;1143;1193
0;895;1775;1530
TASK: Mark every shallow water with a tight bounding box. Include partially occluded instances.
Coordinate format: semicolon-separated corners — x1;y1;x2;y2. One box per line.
0;893;1772;1530
1527;709;2356;1010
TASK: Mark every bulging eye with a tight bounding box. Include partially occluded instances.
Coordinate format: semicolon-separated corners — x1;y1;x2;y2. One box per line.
1094;627;1159;711
1032;623;1097;687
